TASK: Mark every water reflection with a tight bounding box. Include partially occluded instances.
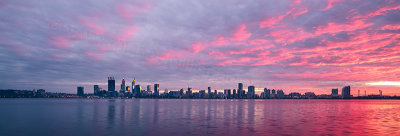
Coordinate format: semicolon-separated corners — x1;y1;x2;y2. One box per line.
1;99;400;136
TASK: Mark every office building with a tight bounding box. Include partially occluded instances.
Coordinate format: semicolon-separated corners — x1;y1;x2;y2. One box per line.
342;86;351;98
131;77;135;91
77;86;84;96
108;77;115;92
248;86;255;98
332;88;338;96
154;84;160;96
94;85;100;95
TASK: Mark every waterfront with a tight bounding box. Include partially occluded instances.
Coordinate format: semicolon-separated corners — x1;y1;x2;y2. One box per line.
1;99;400;136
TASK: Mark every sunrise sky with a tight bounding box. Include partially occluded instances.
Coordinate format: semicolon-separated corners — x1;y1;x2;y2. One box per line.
0;0;399;95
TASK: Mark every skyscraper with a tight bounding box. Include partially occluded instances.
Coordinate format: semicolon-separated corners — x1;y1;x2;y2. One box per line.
147;85;152;93
248;86;255;98
134;85;141;97
187;87;192;97
277;90;285;98
120;79;126;93
263;88;270;98
77;86;84;96
131;77;135;91
179;88;184;96
332;88;338;96
342;86;351;98
233;89;236;98
208;87;211;94
94;85;100;95
238;83;243;98
108;77;115;92
154;84;160;96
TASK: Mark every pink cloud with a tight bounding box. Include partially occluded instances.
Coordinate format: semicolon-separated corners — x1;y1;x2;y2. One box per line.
49;36;70;49
115;26;136;42
260;8;294;28
191;43;207;54
117;4;137;20
80;18;105;35
291;8;308;18
211;36;229;46
315;20;372;35
321;0;343;11
232;24;252;41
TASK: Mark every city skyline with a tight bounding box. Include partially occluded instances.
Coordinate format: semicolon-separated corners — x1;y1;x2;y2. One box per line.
0;0;400;95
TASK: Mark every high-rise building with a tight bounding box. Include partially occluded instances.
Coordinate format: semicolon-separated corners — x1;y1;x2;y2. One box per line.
214;90;217;95
154;84;160;96
342;86;351;98
208;87;211;94
94;85;100;95
277;90;284;98
147;85;152;93
233;89;236;98
264;88;270;98
238;83;243;95
227;89;231;98
199;90;206;98
77;86;84;96
134;85;141;97
179;88;184;96
120;79;126;93
332;88;339;96
131;78;135;91
272;89;276;95
108;77;115;92
248;86;255;98
126;86;130;92
187;87;192;97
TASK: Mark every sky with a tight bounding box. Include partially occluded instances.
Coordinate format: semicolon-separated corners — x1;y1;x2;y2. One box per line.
0;0;400;95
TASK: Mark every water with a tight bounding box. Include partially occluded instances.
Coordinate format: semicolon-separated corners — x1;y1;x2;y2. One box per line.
1;99;400;136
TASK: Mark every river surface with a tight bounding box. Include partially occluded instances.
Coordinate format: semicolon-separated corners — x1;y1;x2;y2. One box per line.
1;99;400;136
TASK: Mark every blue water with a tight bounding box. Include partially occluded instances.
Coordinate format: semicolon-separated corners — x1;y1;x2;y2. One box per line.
1;99;400;136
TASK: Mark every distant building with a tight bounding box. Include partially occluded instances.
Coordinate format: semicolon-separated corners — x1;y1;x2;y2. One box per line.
108;77;115;92
120;79;126;93
147;85;152;93
126;86;130;92
264;88;270;98
164;88;169;94
332;88;339;96
37;89;46;95
199;90;206;98
238;83;243;97
288;92;301;98
187;88;192;97
77;86;84;96
276;90;284;98
304;92;316;98
131;78;135;91
248;86;255;98
179;88;184;96
342;86;351;98
154;84;160;96
134;85;141;97
94;85;100;95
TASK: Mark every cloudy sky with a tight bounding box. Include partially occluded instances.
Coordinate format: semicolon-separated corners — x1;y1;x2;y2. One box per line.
0;0;400;95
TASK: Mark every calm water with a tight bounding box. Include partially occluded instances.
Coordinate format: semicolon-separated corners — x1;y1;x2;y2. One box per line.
1;99;400;136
